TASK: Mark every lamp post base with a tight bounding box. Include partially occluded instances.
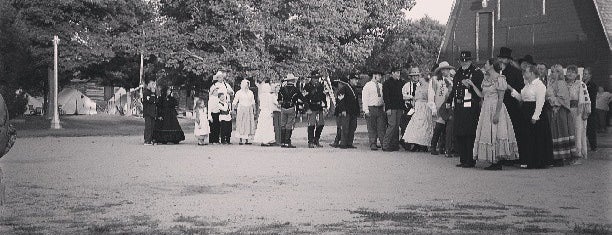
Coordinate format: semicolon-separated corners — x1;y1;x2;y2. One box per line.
50;120;61;129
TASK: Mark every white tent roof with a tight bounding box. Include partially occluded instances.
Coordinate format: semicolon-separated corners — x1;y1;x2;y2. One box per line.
58;88;97;115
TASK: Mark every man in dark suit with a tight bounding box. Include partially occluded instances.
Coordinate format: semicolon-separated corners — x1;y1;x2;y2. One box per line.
142;79;158;145
497;47;525;164
448;51;483;168
335;76;360;149
382;69;406;151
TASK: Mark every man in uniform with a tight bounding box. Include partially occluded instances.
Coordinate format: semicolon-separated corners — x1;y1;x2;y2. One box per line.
335;75;360;149
304;70;328;148
277;73;304;148
498;47;525;164
142;79;157;145
448;51;483;167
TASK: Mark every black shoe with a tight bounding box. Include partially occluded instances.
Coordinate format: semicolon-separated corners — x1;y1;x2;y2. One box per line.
245;142;252;145
430;150;439;155
456;163;465;167
308;143;316;148
461;164;475;168
347;145;357;149
329;143;339;148
315;141;323;148
285;144;296;148
484;164;502;170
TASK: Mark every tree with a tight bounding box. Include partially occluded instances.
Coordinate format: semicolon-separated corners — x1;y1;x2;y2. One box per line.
364;17;445;74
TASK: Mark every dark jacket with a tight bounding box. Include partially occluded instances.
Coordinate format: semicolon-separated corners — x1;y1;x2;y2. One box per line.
383;78;406;110
335;81;359;116
142;88;157;117
448;64;484;136
278;84;304;109
304;82;327;111
502;64;524;120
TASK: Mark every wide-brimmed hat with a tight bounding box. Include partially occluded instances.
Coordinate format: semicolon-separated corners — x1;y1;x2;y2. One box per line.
408;67;422;76
284;73;299;81
459;51;472;61
497;47;513;59
518;55;535;65
212;71;226;81
434;61;455;74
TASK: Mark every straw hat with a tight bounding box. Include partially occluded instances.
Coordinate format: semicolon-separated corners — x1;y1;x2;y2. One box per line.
284;73;299;81
408;67;422;76
434;61;455;74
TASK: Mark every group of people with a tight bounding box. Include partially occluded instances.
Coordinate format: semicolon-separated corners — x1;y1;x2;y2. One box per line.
366;47;606;170
141;46;609;171
142;81;186;145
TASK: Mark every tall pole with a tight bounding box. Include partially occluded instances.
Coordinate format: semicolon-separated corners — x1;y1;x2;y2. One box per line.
50;35;61;129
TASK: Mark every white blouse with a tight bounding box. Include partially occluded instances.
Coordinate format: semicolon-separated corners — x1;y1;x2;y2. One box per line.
512;78;546;120
233;89;255;107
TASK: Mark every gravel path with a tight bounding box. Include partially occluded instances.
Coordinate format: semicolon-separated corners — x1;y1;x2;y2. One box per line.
0;126;610;234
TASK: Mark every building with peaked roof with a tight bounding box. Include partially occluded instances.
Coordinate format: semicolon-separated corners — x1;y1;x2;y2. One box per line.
438;0;611;89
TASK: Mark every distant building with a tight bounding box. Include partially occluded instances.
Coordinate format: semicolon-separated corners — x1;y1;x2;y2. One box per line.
438;0;611;89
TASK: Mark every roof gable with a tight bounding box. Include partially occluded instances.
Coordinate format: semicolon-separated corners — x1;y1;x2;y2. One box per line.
594;0;612;50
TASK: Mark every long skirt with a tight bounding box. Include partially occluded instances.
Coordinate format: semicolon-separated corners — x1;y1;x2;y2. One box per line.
236;105;256;139
154;115;185;144
520;102;553;168
402;101;433;146
570;107;588;158
473;98;519;163
253;111;275;144
547;107;576;160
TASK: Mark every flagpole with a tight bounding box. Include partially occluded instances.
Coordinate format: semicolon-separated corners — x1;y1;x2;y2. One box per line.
50;35;61;129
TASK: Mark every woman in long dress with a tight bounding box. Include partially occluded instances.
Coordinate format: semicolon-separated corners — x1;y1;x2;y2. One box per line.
233;79;256;145
469;58;519;170
154;87;185;144
566;65;591;162
546;64;577;165
253;79;278;146
401;74;433;152
510;64;553;169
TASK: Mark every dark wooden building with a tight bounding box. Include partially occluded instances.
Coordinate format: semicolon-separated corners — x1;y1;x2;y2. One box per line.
438;0;611;89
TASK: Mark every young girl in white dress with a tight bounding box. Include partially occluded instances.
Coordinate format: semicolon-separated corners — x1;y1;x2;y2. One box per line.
194;99;210;145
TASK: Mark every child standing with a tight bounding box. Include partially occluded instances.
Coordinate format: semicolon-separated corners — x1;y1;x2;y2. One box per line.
194;99;210;145
218;93;233;144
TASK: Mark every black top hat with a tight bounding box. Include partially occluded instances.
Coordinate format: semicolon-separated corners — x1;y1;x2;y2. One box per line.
518;55;535;65
459;51;472;61
497;47;513;59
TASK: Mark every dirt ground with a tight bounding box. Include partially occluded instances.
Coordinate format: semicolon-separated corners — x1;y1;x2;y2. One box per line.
0;123;611;234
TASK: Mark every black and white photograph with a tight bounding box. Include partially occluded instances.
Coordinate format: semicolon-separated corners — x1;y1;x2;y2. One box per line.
0;0;610;234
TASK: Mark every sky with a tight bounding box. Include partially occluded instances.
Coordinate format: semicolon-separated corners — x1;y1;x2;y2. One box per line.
404;0;455;24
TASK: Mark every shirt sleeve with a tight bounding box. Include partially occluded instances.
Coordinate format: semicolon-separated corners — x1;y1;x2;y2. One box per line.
532;82;546;120
362;82;371;113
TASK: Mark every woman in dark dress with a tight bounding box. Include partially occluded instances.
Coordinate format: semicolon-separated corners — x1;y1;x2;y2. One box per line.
154;87;185;144
509;64;553;168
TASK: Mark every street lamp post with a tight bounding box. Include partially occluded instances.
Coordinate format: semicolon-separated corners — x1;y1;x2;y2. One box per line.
50;35;61;129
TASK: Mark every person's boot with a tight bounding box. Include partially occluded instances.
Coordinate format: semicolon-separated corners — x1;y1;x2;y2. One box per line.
286;129;296;148
314;125;324;147
307;126;315;148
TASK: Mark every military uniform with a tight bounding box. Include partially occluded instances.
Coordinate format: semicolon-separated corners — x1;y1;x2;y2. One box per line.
278;75;304;148
304;79;328;147
448;64;483;166
142;88;158;144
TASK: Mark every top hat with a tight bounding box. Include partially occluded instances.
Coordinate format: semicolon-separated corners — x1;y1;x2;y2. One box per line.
434;61;456;74
284;73;299;81
518;55;535;65
497;47;513;59
459;51;473;61
408;67;422;76
212;71;226;81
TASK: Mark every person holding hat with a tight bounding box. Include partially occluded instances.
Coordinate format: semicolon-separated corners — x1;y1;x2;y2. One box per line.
447;51;483;167
382;69;406;152
334;75;360;149
428;61;454;155
362;72;386;150
277;73;304;148
303;70;328;148
497;47;525;165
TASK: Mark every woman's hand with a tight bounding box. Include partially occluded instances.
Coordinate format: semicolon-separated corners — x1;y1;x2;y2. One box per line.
531;119;537;124
492;113;499;124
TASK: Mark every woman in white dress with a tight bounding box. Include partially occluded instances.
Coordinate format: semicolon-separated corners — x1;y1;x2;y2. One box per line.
254;79;278;146
401;73;433;152
233;79;256;145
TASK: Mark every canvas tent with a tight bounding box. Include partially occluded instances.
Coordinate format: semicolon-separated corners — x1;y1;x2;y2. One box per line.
24;93;44;115
58;88;97;115
106;88;128;115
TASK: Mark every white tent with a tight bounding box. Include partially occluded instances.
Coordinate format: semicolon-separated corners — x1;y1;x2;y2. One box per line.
106;88;128;115
24;93;44;115
58;88;97;115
